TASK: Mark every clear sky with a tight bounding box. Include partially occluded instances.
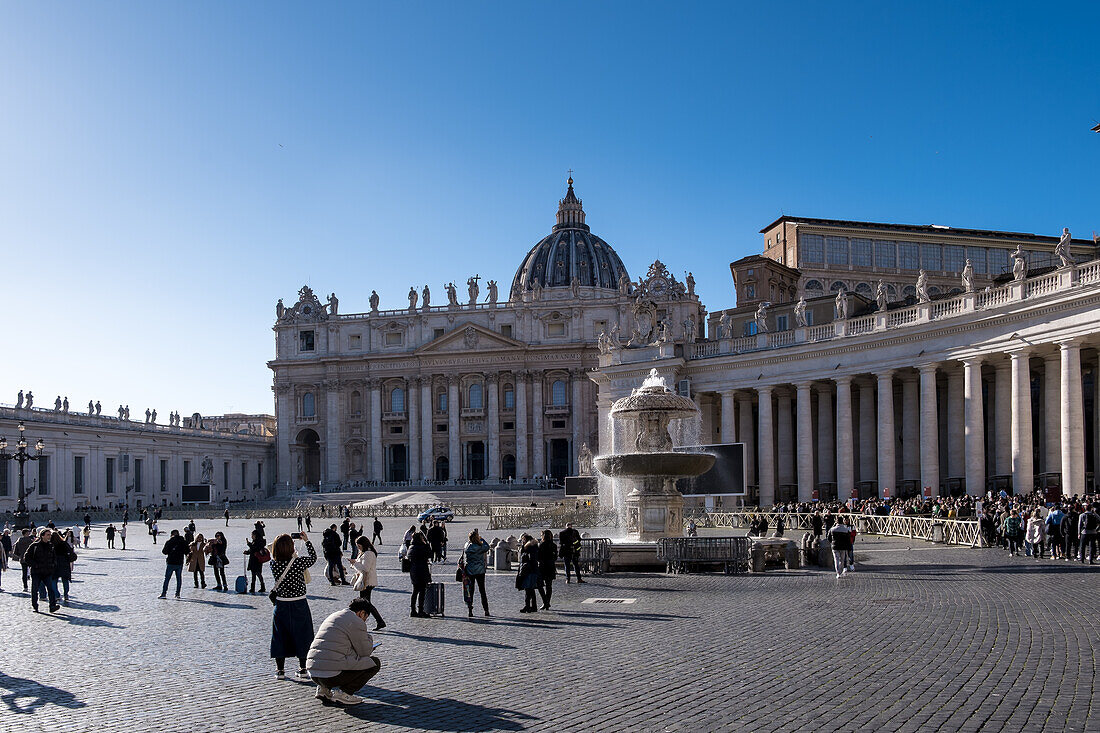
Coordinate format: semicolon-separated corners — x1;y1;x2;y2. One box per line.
2;1;1097;416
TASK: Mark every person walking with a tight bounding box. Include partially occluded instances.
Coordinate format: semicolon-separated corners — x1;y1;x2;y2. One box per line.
829;515;853;578
269;532;318;680
245;530;269;594
305;514;312;531
427;522;446;563
105;523;117;549
206;532;229;591
297;514;304;531
81;524;91;549
341;518;351;551
51;532;76;604
372;517;383;546
1003;511;1024;556
516;536;540;613
224;508;230;527
306;598;383;705
1063;505;1080;560
350;536;386;630
1045;506;1065;560
537;530;558;611
348;522;362;560
159;529;189;599
1025;509;1046;559
558;523;584;584
460;529;491;617
0;536;7;591
119;522;128;550
151;520;159;545
322;525;348;585
24;528;59;613
407;532;431;618
13;528;33;591
1079;504;1100;564
189;533;208;588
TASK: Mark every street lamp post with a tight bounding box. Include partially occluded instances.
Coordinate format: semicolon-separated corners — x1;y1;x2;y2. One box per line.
0;421;46;529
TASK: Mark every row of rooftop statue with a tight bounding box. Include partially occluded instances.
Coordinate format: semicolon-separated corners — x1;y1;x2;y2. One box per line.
11;391;195;427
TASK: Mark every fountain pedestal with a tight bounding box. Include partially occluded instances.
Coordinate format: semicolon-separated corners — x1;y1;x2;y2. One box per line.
625;491;685;543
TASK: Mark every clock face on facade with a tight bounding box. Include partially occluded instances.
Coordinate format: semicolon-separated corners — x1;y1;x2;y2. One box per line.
650;279;668;295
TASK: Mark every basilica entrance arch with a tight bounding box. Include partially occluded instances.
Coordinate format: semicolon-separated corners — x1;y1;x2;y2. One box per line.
466;441;486;481
294;429;321;488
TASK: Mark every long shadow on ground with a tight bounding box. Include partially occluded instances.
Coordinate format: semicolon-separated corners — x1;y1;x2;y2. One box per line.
0;672;86;715
346;688;536;731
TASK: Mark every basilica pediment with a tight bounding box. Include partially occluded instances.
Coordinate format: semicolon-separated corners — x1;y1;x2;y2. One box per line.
415;322;526;354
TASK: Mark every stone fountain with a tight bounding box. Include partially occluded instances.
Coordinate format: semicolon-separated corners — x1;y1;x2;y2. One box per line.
594;369;715;543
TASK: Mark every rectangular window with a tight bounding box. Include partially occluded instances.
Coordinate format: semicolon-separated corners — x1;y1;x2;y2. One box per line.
241;461;247;492
547;323;566;337
389;426;403;435
745;284;755;299
134;458;143;493
299;331;315;352
875;240;896;268
804;310;814;326
851;238;873;267
500;324;513;338
0;459;8;496
349;333;362;350
898;242;919;270
921;243;943;271
74;456;84;495
744;321;758;337
438;393;448;412
503;421;515;430
801;234;824;263
37;456;49;495
551;419;566;429
503;387;515;410
776;314;789;331
160;459;168;492
967;247;988;274
106;457;116;494
223;462;230;492
826;236;849;266
433;328;445;339
384;332;403;346
943;245;966;272
183;460;190;485
436;423;447;432
988;247;1009;275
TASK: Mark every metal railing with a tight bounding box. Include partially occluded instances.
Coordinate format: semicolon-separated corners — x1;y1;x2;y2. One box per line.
487;504;619;530
687;511;982;547
656;536;750;574
577;537;611;575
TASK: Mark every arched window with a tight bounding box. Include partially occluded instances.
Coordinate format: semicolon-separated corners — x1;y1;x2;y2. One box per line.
929;286;942;296
503;385;515;410
551;380;567;406
301;392;315;418
349;390;362;415
830;281;847;293
390;387;405;413
902;285;916;298
804;279;824;294
468;383;483;409
855;282;872;297
437;391;448;413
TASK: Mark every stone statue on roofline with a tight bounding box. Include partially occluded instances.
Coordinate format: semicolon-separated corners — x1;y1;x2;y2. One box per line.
794;297;808;328
754;302;770;333
1011;245;1027;281
1055;227;1074;268
916;270;930;303
875;281;888;312
961;260;975;293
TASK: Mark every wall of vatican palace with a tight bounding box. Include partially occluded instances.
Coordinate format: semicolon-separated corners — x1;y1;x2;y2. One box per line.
593;260;1100;505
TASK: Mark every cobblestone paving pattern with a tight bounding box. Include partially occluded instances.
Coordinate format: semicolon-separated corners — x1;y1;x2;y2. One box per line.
0;517;1096;732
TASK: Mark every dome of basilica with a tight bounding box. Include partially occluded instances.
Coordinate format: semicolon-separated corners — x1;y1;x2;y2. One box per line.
510;179;630;297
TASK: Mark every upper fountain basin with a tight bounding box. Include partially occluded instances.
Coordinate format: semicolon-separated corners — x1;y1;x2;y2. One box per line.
608;386;700;420
593;451;715;478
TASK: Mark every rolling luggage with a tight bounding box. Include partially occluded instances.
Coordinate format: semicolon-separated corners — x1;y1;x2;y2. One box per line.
235;559;248;594
424;581;445;616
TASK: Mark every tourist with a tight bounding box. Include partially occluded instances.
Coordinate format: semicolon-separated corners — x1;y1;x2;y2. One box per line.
306;598;383;705
119;522;128;550
829;515;853;578
24;528;59;613
189;533;207;588
1045;506;1065;560
341;517;351;551
0;535;7;590
304;514;312;531
558;523;584;584
348;522;361;559
461;529;491;617
297;514;304;531
159;529;189;598
81;524;91;548
253;520;267;544
407;532;431;618
349;536;386;630
372;516;383;545
245;530;268;593
150;520;159;545
1063;504;1080;560
1024;510;1046;559
1003;511;1024;556
427;521;446;563
773;514;785;538
224;507;230;526
50;531;76;604
811;511;824;539
403;525;416;547
537;529;558;610
686;518;698;537
206;531;230;590
105;523;117;549
269;532;318;680
516;536;540;613
1079;504;1099;564
13;529;33;592
322;525;348;585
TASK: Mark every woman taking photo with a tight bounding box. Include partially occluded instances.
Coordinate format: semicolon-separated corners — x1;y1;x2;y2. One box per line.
515;535;540;613
461;529;491;617
188;533;207;588
407;532;431;618
245;529;268;593
206;531;229;591
350;535;386;629
269;532;317;680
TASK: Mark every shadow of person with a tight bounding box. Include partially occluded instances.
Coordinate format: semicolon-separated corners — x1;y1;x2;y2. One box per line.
384;630;516;650
0;671;86;715
346;688;536;731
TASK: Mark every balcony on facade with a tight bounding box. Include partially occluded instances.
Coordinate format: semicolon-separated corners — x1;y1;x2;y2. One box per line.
382;410;407;421
460;407;485;418
544;404;571;416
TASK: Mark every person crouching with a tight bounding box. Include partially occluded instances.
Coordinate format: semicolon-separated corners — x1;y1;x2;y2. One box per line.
307;598;382;705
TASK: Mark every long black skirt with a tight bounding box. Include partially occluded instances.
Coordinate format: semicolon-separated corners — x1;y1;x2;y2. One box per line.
270;599;314;659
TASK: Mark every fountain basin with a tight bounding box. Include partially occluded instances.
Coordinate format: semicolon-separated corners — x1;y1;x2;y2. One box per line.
593;451;715;479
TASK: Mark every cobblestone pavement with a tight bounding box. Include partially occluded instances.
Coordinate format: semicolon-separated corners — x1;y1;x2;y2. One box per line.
0;516;1096;732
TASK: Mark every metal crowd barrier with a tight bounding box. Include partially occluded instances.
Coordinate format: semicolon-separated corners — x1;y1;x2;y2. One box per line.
577;537;611;575
656;536;751;574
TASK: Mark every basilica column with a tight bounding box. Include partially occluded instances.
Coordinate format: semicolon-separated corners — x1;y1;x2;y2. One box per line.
408;377;420;482
447;377;460;480
816;385;835;489
877;370;896;498
835;377;854;499
1010;349;1034;494
993;361;1012;477
369;379;383;482
1060;340;1085;496
720;391;736;445
487;374;500;481
571;370;585;475
274;384;292;488
963;357;985;496
946;367;964;480
776;388;794;489
515;371;529;478
738;393;755;486
858;380;877;485
901;374;919;483
325;381;341;484
1043;353;1061;475
796;382;815;502
531;372;544;476
420;377;433;480
757;386;775;506
919;364;940;497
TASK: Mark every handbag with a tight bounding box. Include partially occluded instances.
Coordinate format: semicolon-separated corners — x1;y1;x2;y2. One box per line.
255;548;271;564
269;559;295;605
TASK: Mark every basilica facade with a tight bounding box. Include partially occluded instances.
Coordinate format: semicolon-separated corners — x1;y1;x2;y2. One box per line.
269;180;704;488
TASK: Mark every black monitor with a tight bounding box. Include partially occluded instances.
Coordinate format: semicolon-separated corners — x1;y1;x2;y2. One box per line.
674;443;746;496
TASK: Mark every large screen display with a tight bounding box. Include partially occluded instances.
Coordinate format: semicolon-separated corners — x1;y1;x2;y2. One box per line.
674;443;746;496
181;484;212;504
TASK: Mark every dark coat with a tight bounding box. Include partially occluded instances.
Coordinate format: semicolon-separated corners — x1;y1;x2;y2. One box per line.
407;542;431;586
321;530;343;560
537;539;558;580
24;539;56;576
558;528;581;558
515;543;539;590
52;538;76;579
427;525;446;547
162;535;189;565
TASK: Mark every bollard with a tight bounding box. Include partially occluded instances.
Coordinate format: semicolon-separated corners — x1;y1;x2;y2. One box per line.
494;543;512;571
750;545;766;573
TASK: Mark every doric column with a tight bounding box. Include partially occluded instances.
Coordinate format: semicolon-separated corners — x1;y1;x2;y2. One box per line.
447;377;460;479
963;357;985;496
919;364;940;497
901;374;919;482
796;382;815;502
776;388;794;488
515;371;529;478
835;377;854;499
1060;340;1085;496
531;371;544;476
1043;353;1061;474
737;393;755;486
420;377;433;479
487;374;500;481
408;378;420;482
1010;350;1034;494
946;367;964;479
876;370;896;498
720;391;736;444
993;361;1012;476
757;386;775;506
816;385;835;488
369;379;383;482
571;370;585;475
858;380;877;484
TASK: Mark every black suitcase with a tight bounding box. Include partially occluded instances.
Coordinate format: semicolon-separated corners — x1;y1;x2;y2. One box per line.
424;582;445;616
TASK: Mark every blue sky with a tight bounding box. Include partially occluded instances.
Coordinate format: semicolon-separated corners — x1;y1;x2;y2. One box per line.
2;1;1097;415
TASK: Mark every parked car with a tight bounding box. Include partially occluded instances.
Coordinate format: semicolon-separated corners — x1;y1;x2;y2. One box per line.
417;506;455;522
